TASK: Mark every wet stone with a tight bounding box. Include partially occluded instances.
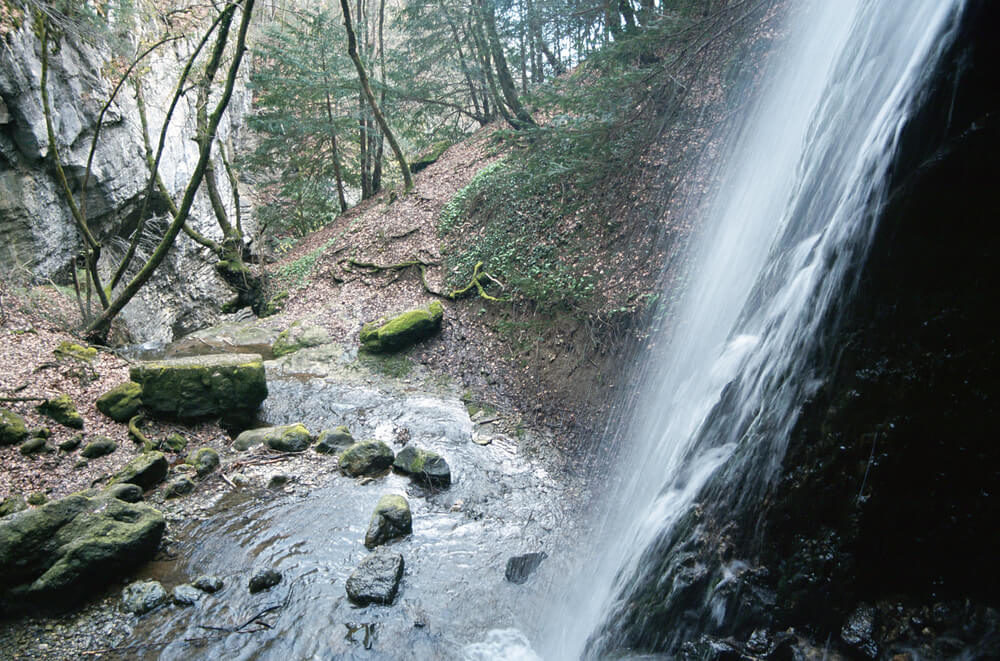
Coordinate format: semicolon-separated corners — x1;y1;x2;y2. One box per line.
192;575;224;593
248;568;282;593
315;426;354;454
339;440;394;477
346;550;404;606
122;580;167;615
504;552;548;584
364;494;412;549
393;445;451;487
172;584;202;606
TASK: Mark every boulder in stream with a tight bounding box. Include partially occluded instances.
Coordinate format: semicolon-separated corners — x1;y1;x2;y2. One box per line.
359;302;443;353
130;353;267;420
0;493;165;609
96;382;143;422
315;426;354;454
121;579;167;615
364;494;412;549
504;552;548;584
192;574;224;593
172;583;202;606
339;440;394;477
112;451;168;490
346;549;404;605
248;568;282;593
0;409;29;445
233;423;311;452
393;445;451;487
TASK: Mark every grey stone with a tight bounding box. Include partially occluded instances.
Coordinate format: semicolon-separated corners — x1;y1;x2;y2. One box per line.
272;320;330;357
339;441;394;477
504;552;547;584
192;574;223;593
345;550;404;605
80;437;116;459
233;424;311;452
248;568;282;593
172;583;202;606
314;426;354;454
121;580;167;615
164;476;195;498
393;445;451;487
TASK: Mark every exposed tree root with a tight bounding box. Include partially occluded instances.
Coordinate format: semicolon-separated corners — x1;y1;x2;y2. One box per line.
128;413;150;446
338;258;506;302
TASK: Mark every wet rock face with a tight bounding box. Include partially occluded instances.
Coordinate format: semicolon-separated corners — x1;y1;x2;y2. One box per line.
130;354;267;420
0;493;165;610
346;550;404;606
248;568;282;594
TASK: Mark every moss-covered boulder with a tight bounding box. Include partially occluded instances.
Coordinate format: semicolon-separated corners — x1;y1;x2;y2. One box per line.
339;440;395;477
233;424;311;452
54;342;97;363
96;382;142;423
0;493;165;609
393;445;452;487
315;426;354;454
58;434;82;452
409;139;451;173
360;302;444;353
36;395;83;429
163;432;188;453
80;436;116;459
364;494;412;549
19;437;53;455
0;409;28;446
272;320;330;357
186;447;220;476
0;496;27;518
112;452;168;490
130;353;267;420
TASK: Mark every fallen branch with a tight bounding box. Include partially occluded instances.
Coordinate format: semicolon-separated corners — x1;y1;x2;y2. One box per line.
220;472;238;489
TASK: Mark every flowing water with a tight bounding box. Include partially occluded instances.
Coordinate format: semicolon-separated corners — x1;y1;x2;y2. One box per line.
525;0;967;658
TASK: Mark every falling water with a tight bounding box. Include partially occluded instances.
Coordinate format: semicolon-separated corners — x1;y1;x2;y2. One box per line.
512;0;968;658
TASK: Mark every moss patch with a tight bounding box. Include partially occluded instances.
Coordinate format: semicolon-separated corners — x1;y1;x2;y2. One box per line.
360;302;444;353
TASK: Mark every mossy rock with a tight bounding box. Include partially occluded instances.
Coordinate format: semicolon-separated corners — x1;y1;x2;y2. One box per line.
261;291;288;318
26;492;47;506
19;437;53;455
112;452;168;490
233;424;311;452
36;395;84;429
165;476;195;499
360;302;444;353
364;494;412;549
59;434;83;452
130;353;267;419
53;342;97;364
0;409;29;446
96;382;142;423
315;426;354;454
0;496;27;518
272;320;330;357
186;447;220;476
80;436;116;459
392;445;451;487
409;140;451;173
0;493;165;607
339;440;395;477
163;432;188;453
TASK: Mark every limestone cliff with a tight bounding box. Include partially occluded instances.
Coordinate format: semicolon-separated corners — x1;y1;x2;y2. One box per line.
0;14;252;341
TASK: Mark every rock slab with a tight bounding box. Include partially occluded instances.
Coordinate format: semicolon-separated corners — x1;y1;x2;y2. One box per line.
346;550;404;605
130;353;267;419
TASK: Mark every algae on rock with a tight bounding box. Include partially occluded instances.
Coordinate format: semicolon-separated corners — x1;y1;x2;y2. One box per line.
130;353;267;420
360;302;443;353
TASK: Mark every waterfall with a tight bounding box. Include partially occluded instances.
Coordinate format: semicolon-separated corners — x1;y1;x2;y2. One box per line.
526;0;968;658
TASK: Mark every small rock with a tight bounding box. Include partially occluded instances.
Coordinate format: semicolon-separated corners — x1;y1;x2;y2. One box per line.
104;483;143;503
192;575;224;593
248;568;282;593
267;474;289;489
96;382;143;423
26;492;47;506
163;432;188;453
315;426;354;454
19;437;52;455
30;427;50;439
233;424;311;452
81;436;117;459
113;452;168;490
472;434;492;446
231;474;250;487
36;395;84;429
364;494;412;549
339;440;394;477
272;320;330;357
172;584;202;606
346;550;404;605
59;434;83;451
504;552;547;584
121;579;167;615
186;447;220;477
0;408;30;445
392;445;451;487
164;476;195;498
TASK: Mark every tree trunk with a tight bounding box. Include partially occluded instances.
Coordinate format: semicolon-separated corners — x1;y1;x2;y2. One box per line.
479;0;535;128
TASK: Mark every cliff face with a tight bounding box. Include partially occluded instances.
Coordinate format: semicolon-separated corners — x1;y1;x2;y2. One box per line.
0;16;252;341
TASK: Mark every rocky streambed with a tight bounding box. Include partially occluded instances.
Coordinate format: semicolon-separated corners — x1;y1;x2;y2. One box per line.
0;318;586;660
